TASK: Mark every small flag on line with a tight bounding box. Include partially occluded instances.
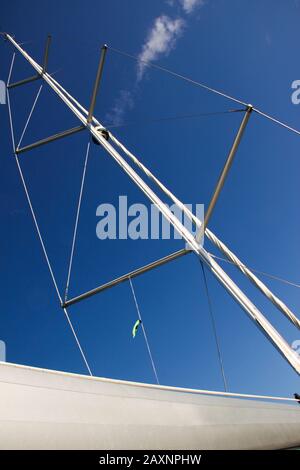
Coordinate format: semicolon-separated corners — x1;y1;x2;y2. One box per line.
132;319;142;338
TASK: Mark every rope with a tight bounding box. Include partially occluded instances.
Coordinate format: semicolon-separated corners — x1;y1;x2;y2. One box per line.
208;252;300;289
108;46;248;107
6;60;93;376
17;84;43;149
199;260;228;392
64;140;91;302
129;277;160;385
105;109;244;129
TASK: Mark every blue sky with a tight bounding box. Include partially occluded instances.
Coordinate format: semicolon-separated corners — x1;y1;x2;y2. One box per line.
0;0;300;398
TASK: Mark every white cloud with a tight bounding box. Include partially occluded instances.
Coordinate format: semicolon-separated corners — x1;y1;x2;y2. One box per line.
137;15;185;81
106;1;206;125
179;0;204;14
105;89;134;126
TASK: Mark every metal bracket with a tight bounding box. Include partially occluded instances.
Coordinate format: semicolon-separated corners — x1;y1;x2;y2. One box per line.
6;33;300;376
42;35;51;74
16;125;86;154
62;248;190;308
196;104;253;243
7;35;51;89
7;74;41;89
87;45;107;123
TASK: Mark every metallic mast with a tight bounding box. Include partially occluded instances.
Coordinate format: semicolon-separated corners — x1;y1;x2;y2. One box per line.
3;33;300;375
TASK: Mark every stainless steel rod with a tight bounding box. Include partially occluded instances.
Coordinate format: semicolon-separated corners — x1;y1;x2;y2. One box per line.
87;45;107;123
42;35;51;73
196;105;253;243
6;34;300;375
7;74;41;89
63;248;190;308
16;125;86;154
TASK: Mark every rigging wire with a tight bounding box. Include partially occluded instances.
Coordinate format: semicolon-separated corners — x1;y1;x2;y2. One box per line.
4;41;300;381
64;139;91;303
46;68;244;131
17;84;43;149
104;109;244;130
108;46;248;107
208;252;300;289
21;48;299;319
10;61;298;292
18;40;33;46
199;260;228;392
45;62;299;306
108;45;300;139
6;56;93;377
254;107;300;137
7;52;15;84
6;38;300;139
129;277;160;385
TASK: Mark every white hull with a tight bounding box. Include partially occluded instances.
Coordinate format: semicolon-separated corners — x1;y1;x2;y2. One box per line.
0;361;299;450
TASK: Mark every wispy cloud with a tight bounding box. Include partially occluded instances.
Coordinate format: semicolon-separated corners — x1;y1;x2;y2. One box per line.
106;2;206;125
105;89;134;126
265;32;272;47
179;0;205;14
137;15;185;82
